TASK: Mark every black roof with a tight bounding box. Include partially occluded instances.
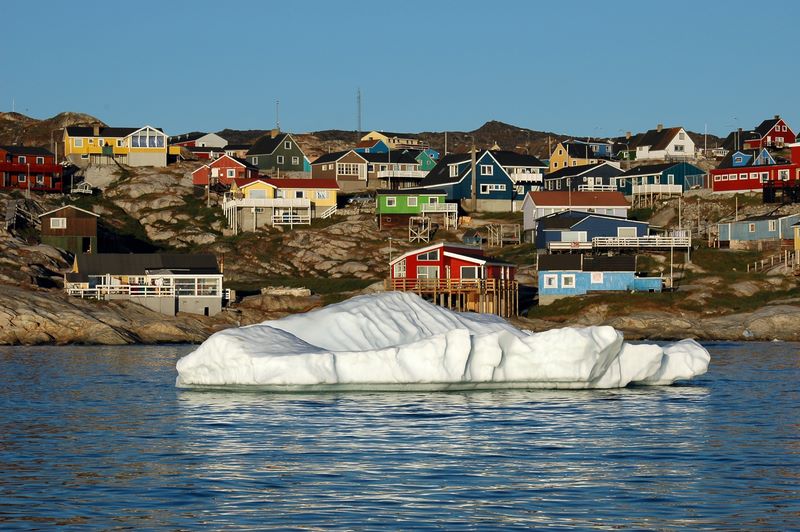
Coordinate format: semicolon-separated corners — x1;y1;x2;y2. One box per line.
375;188;446;195
490;150;546;167
538;254;636;272
419;150;543;188
246;132;296;157
618;163;676;177
361;151;418;164
721;130;761;151
755;117;780;137
224;144;252;150
544;162;623;180
72;253;220;277
538;210;595;229
65;126;163;137
168;131;206;143
312;150;355;165
714;149;790;170
0;145;54;156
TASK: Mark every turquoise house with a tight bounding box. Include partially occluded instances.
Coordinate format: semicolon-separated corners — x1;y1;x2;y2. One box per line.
615;162;706;195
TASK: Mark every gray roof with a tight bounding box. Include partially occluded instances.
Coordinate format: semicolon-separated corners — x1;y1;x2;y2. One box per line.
72;253;220;277
538;254;636;272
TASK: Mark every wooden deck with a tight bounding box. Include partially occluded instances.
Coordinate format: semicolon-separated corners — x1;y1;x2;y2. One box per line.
386;278;518;317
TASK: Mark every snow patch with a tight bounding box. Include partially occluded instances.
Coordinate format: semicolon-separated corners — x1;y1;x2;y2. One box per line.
176;292;710;390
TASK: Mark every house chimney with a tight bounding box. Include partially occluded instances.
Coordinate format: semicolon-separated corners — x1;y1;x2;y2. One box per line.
270;128;280;138
625;131;631;140
92;124;100;136
656;123;663;132
774;114;780;120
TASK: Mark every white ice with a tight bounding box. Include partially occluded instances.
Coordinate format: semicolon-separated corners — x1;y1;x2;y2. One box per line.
175;292;710;390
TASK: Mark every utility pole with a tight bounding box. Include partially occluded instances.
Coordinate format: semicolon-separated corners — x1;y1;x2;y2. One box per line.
444;131;447;156
471;138;477;212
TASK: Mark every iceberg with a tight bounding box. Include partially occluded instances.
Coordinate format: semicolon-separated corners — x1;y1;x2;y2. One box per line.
175;292;710;391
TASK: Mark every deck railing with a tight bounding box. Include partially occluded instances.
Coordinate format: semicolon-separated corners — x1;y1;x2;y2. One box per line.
593;235;691;248
385;277;517;293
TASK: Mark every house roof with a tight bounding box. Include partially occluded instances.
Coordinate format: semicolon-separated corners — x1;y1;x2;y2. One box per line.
390;241;484;266
65;126;165;138
375;188;446;195
360;151;418;164
714;149;789;170
559;141;604;159
356;139;383;149
754;117;781;137
363;131;420;140
490;150;546;167
630;127;682;151
544;162;622;180
224;144;252;151
246;132;295;157
538;254;636;272
0;145;54;156
311;150;355;165
39;205;99;218
527;190;630;207
618;163;676;177
538;210;642;230
168;131;206;143
419;150;543;188
71;253;220;277
263;178;339;189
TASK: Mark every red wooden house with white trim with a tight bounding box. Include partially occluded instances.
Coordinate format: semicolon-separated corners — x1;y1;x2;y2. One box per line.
192;154;259;186
0;145;64;192
710;147;800;193
387;242;518;316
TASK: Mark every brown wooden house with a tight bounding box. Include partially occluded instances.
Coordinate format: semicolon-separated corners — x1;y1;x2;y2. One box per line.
39;205;99;255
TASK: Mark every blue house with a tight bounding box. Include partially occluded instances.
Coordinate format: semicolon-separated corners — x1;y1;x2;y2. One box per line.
535;210;649;250
537;254;663;305
543;162;623;191
355;139;389;154
418;149;546;212
615;162;706;195
717;213;800;249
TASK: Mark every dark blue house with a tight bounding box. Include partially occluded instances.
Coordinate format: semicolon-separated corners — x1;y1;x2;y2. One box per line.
535;210;649;250
418;150;546;212
615;162;706;195
543;162;623;191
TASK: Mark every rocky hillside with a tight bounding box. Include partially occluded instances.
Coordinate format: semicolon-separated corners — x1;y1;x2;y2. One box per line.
0;111;103;149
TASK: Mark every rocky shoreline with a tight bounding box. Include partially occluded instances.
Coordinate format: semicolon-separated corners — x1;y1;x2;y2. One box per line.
2;284;799;346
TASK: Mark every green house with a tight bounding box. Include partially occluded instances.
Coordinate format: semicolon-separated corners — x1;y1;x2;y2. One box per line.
246;131;307;175
376;188;450;229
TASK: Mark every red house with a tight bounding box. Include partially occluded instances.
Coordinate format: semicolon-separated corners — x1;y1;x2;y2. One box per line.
387;242;518;316
0;146;64;192
710;147;800;193
192;154;259;186
724;115;796;151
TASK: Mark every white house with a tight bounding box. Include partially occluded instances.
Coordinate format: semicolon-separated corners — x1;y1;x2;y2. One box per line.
521;190;631;240
633;125;695;161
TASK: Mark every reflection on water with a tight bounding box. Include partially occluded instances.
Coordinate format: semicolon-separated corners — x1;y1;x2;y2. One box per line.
0;343;798;529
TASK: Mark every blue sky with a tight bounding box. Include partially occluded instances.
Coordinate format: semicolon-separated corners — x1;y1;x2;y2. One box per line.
3;0;798;138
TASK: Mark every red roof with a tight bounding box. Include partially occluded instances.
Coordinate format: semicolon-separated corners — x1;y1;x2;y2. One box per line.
527;190;629;207
232;177;268;188
263;178;339;189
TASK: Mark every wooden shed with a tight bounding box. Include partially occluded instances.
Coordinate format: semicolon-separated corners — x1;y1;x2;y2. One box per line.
39;205;99;255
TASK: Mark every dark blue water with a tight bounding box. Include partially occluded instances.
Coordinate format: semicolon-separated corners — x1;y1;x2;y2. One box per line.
0;342;798;530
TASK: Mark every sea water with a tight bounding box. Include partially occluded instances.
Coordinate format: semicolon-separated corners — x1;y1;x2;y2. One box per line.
0;342;797;529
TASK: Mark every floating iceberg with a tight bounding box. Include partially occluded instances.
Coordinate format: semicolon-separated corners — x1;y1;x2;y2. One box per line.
175;292;710;391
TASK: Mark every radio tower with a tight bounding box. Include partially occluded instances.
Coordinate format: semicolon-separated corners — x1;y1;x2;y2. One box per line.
356;88;362;143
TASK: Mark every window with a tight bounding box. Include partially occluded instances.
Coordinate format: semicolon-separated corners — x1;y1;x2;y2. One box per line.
761;172;769;183
480;165;493;175
429;197;438;203
739;173;747;181
617;227;637;238
81;154;89;159
734;156;743;163
292;156;299;165
674;144;684;152
590;272;604;284
543;274;558;288
88;138;94;145
295;190;305;199
393;259;406;278
117;139;123;147
516;185;524;194
36;157;44;164
18;156;26;163
284;141;292;150
18;174;26;182
227;169;235;178
407;197;418;207
779;169;790;181
277;155;284;164
558;149;564;155
386;197;397;207
561;274;576;288
315;190;329;200
750;172;758;180
417;265;439;279
449;165;458;177
461;266;479;279
50;217;67;229
553;162;559;168
679;132;685;140
418;249;439;261
571;160;577;166
337;163;360;175
74;138;83;147
768;220;777;232
480;184;490;194
36;174;44;184
748;223;756;233
252;157;259;165
714;175;721;182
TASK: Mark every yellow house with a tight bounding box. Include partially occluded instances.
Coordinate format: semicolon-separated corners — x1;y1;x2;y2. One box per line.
63;124;180;167
361;130;428;150
222;178;339;233
549;141;601;172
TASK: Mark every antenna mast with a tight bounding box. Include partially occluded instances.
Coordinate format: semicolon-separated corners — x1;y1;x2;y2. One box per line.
357;88;362;143
275;100;280;131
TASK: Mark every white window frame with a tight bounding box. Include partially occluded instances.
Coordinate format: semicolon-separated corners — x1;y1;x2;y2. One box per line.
449;165;458;177
480;184;490;194
276;155;285;164
315;190;329;200
416;265;439;279
116;139;123;147
590;272;604;284
284;141;292;150
543;274;558;289
561;274;576;288
748;223;756;233
768;220;777;232
18;156;26;163
407;196;418;207
460;266;479;279
74;138;83;147
294;190;305;199
36;174;44;184
252;157;259;165
779;169;790;181
50;217;67;229
386;197;397;207
393;259;406;278
36;156;44;164
226;169;235;178
292;156;299;165
750;172;758;180
480;165;493;176
18;174;26;182
418;249;439;261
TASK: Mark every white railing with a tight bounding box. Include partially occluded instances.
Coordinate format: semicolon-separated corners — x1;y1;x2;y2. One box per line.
421;203;458;214
578;184;617;192
592;235;691;248
67;284;220;298
222;197;311;210
376;170;429;179
272;213;311;225
631;184;683;195
319;205;338;219
548;241;593;250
